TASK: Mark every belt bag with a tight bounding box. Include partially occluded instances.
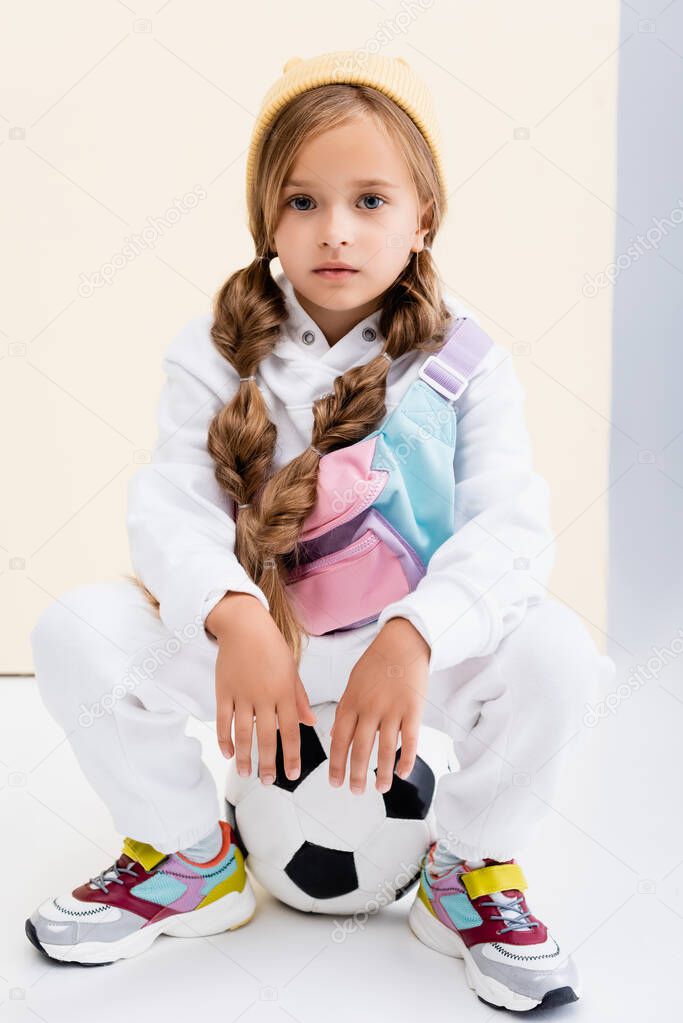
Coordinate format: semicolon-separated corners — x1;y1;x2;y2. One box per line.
284;317;494;636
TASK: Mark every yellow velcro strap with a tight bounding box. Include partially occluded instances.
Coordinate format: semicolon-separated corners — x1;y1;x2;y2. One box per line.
461;863;527;900
122;837;167;872
196;847;247;908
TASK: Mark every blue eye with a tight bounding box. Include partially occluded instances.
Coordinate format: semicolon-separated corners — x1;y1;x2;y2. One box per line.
359;194;385;210
288;195;314;212
285;194;386;212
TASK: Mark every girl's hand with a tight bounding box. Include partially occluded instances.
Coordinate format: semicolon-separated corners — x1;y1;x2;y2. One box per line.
207;593;317;784
328;618;431;794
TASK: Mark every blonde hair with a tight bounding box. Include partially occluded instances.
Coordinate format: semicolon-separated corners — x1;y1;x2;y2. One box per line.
127;83;454;665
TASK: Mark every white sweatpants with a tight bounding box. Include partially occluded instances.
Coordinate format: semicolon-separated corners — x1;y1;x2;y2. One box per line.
29;579;616;861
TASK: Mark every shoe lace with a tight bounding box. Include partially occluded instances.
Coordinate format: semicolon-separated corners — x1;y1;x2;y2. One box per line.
480;894;539;934
89;860;140;893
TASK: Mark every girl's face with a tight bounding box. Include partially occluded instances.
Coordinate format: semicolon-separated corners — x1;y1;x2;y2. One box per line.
273;115;431;343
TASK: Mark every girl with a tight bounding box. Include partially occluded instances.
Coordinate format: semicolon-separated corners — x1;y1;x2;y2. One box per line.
27;51;615;1012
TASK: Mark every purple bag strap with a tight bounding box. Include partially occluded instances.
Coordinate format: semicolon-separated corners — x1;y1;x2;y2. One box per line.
418;317;494;402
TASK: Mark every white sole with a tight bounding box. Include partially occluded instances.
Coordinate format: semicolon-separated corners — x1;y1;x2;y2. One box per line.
38;880;256;965
409;895;542;1012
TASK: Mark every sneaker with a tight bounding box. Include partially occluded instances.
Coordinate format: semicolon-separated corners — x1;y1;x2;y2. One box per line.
408;842;580;1012
25;820;255;966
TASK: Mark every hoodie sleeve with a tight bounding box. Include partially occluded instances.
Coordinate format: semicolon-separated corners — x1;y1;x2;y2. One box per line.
375;335;557;674
125;316;270;637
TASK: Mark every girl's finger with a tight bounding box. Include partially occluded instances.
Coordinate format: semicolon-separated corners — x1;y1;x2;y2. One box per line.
396;715;420;779
234;703;255;778
328;707;357;788
294;675;317;725
349;716;379;795
276;698;302;781
216;699;234;758
255;704;278;784
375;717;401;793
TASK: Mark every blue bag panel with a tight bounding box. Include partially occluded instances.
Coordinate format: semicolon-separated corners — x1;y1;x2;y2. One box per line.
370;380;457;566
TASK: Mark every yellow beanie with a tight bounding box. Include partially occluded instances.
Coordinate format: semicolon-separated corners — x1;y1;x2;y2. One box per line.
245;51;447;200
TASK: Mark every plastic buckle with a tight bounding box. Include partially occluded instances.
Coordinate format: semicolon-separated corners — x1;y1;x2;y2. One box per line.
418;355;469;402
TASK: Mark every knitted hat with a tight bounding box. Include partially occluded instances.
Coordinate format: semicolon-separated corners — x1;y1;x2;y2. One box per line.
245;50;447;201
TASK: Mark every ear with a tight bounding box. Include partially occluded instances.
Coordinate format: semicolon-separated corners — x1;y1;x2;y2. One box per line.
411;199;434;253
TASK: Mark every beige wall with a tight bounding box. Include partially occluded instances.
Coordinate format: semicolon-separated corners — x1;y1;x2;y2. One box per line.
3;2;618;672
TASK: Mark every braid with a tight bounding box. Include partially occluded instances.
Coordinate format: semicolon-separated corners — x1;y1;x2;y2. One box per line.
206;257;283;504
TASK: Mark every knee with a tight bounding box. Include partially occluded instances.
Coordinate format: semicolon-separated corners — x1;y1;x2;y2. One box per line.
503;598;611;719
31;582;116;654
30;581;137;709
32;584;89;651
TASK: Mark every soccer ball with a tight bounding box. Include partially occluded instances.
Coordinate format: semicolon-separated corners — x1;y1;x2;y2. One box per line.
224;701;457;915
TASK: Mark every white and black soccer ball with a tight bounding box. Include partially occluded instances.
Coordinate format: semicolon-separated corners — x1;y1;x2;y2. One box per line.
224;701;457;915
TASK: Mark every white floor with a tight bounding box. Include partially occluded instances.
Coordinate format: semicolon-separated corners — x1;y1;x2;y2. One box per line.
1;662;678;1021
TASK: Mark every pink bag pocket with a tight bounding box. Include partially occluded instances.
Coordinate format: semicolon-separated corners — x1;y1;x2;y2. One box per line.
300;434;388;541
286;508;425;636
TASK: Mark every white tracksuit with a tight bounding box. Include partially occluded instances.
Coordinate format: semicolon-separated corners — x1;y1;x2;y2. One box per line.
29;270;616;860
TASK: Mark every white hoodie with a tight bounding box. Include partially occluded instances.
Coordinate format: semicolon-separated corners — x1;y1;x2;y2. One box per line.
126;269;556;675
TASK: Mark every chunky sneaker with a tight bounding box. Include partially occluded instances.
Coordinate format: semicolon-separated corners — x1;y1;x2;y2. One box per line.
408;842;580;1012
25;820;255;966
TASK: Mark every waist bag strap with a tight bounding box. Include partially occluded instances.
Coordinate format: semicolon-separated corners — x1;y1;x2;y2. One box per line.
418;317;494;402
